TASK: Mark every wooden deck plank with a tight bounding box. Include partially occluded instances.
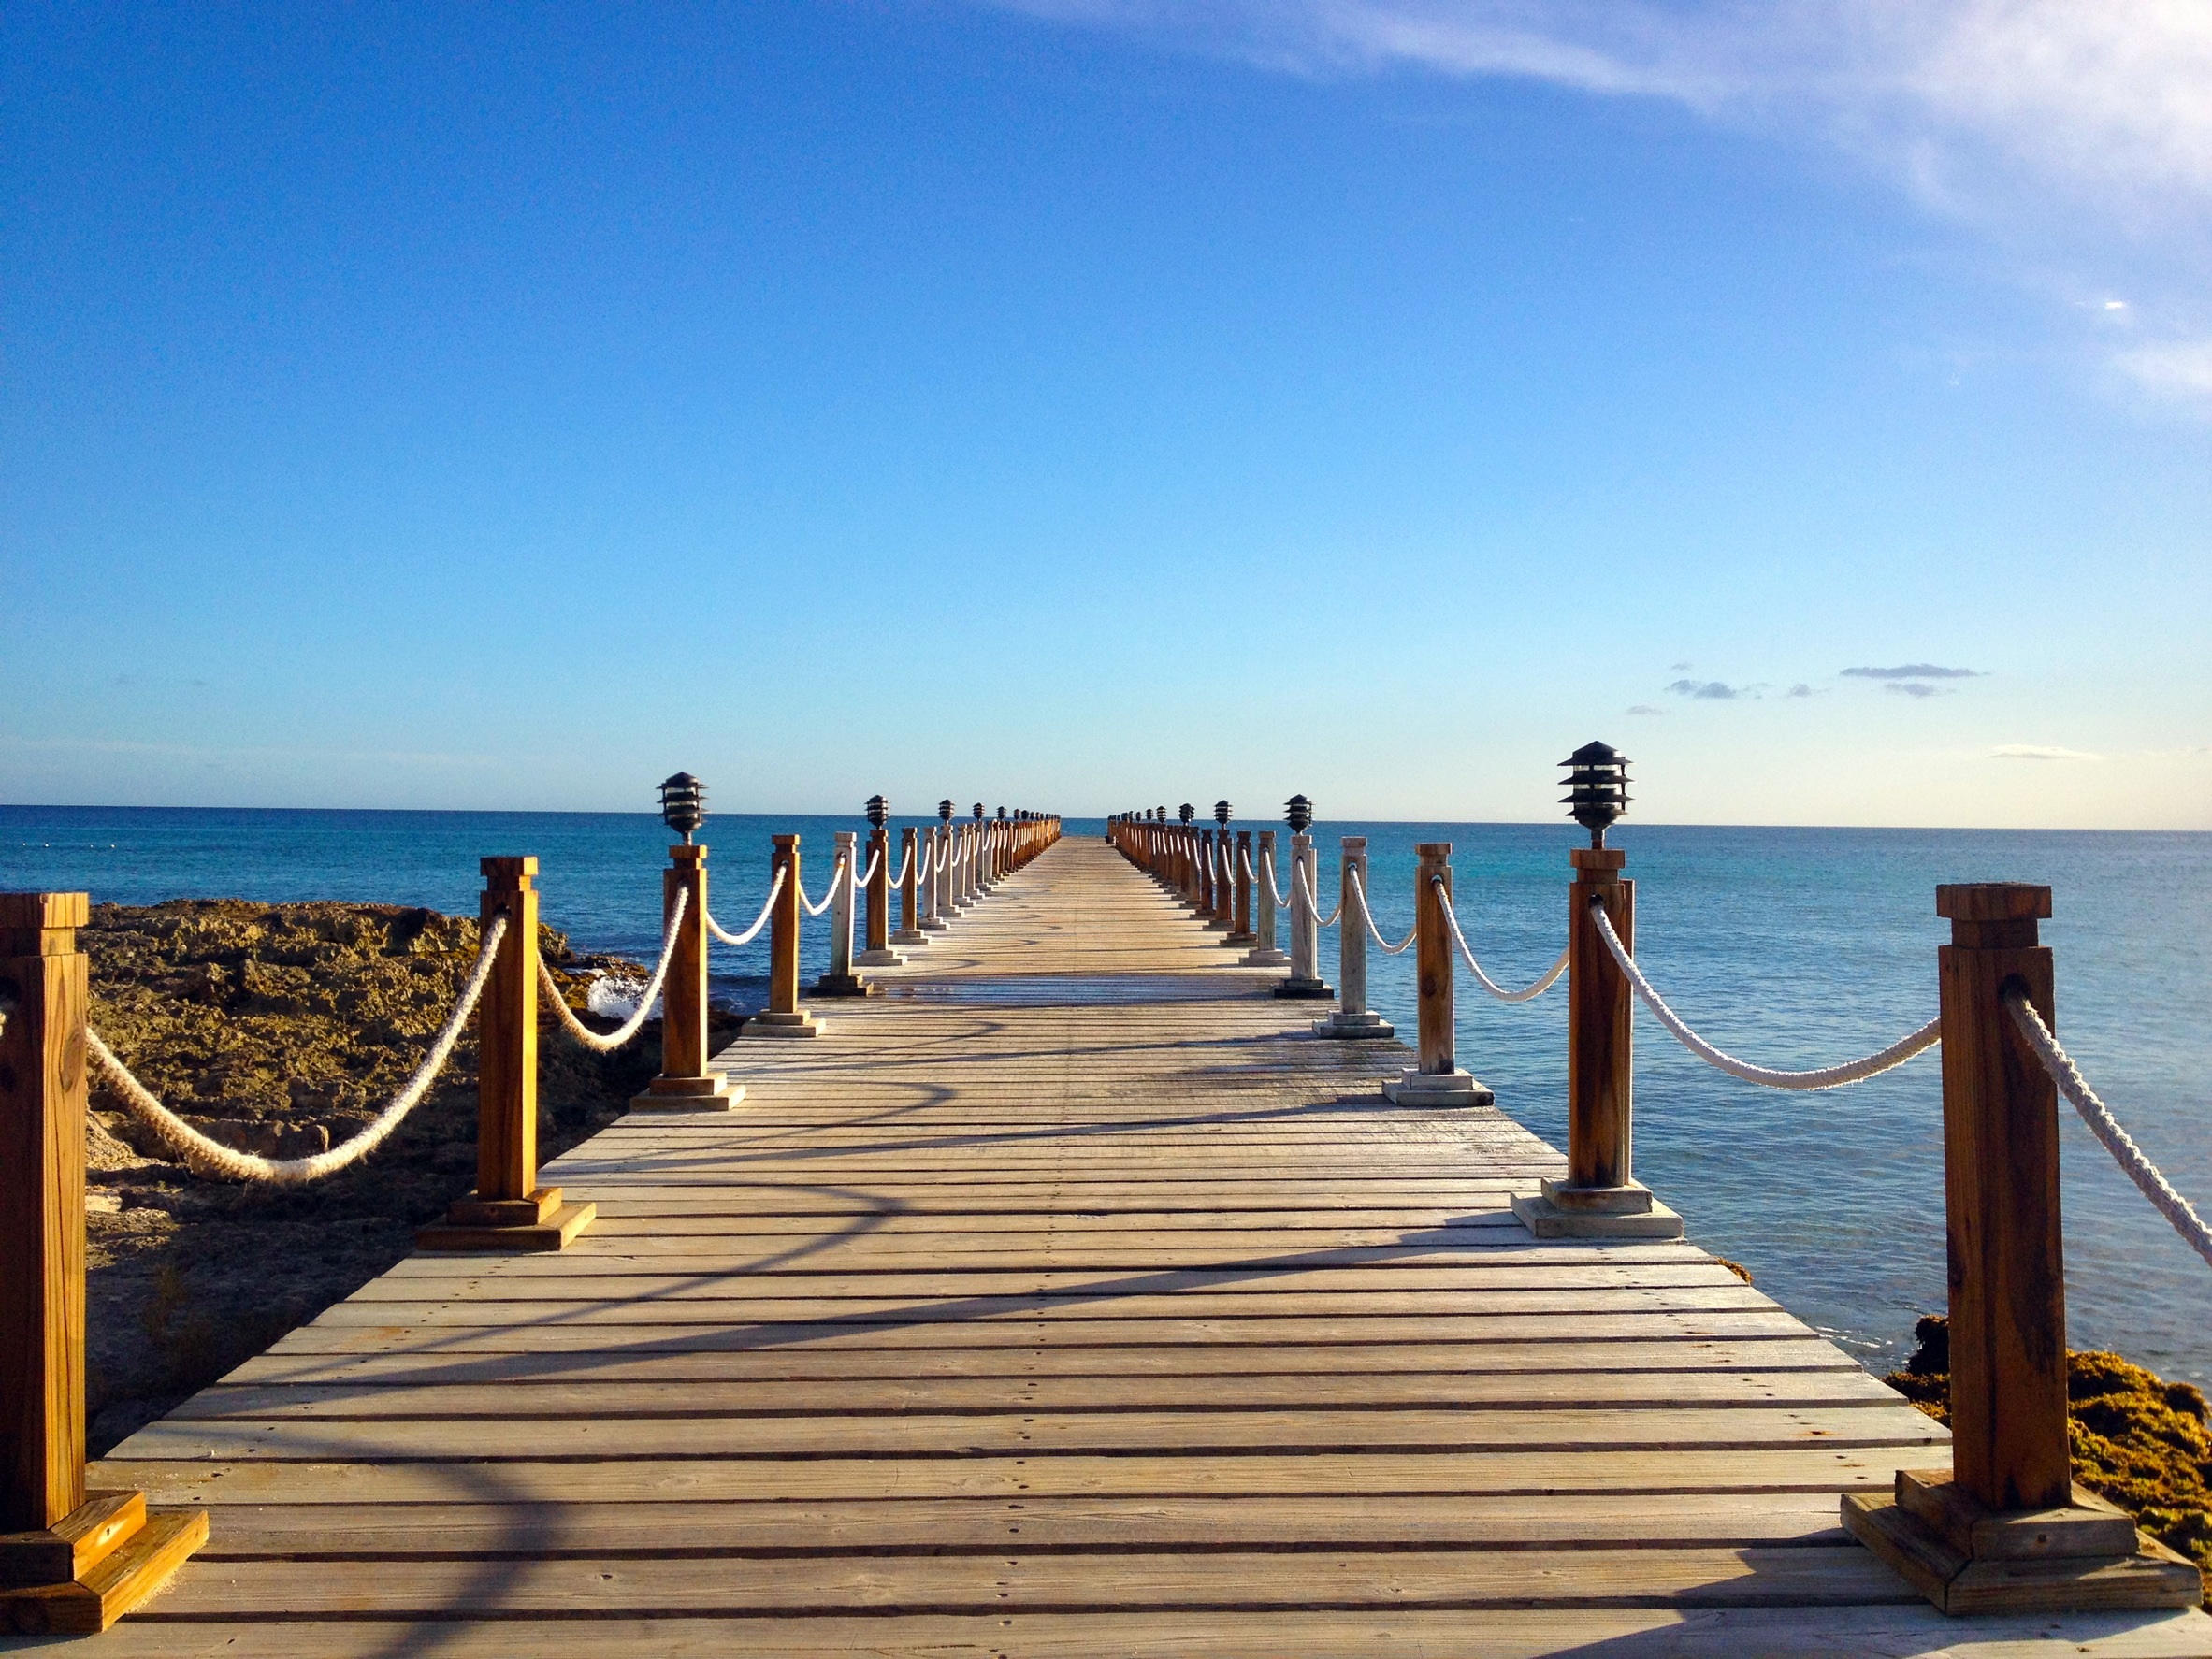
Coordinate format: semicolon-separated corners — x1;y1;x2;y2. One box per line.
73;837;2211;1656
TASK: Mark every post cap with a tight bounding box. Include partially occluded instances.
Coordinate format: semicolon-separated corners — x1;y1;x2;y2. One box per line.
1214;800;1231;826
1936;883;2052;922
480;856;539;881
865;794;889;829
1285;794;1313;832
938;800;954;822
658;772;707;843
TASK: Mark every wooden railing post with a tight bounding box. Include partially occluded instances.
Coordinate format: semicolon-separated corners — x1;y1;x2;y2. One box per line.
1241;831;1290;966
1314;837;1391;1039
893;827;927;946
0;891;207;1632
1197;830;1217;921
1510;844;1676;1236
1227;830;1255;945
1842;883;2199;1612
1381;845;1484;1104
860;824;905;965
421;858;595;1248
1276;831;1332;1000
745;834;822;1037
631;844;740;1111
813;831;873;998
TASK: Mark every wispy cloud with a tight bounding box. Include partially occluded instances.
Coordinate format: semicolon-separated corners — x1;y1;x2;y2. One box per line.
1886;682;1946;699
2118;339;2212;405
1991;743;2102;760
1786;683;1817;698
1668;678;1751;700
990;3;2212;215
1842;663;1983;680
1626;703;1664;716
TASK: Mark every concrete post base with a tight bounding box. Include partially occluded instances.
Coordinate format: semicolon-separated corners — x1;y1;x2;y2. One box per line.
1273;976;1334;1001
855;946;907;966
1223;930;1256;947
889;929;928;945
1240;945;1291;967
810;973;875;998
1382;1068;1495;1107
745;1010;825;1039
629;1075;743;1112
1511;1178;1684;1238
1313;1010;1395;1040
919;917;950;932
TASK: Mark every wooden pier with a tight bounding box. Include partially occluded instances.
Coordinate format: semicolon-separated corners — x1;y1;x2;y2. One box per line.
40;839;2212;1652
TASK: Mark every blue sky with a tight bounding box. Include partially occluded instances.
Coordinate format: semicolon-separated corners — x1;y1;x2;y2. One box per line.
4;2;2207;827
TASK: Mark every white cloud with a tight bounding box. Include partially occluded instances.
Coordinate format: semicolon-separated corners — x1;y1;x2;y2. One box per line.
1990;743;2102;761
2117;339;2212;402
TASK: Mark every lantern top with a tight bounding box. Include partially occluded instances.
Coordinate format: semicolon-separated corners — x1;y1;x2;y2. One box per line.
1559;741;1631;850
864;794;889;829
1178;803;1193;825
1214;800;1231;826
938;799;955;823
1284;794;1313;833
658;772;706;843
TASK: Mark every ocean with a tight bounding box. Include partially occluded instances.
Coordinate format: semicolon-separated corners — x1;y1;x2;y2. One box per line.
6;804;2207;1385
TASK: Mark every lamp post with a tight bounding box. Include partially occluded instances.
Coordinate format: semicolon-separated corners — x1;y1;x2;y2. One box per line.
1276;795;1332;999
936;799;961;917
858;795;906;965
1512;743;1681;1237
632;772;741;1108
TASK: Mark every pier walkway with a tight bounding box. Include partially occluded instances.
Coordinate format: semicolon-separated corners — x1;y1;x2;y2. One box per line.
71;839;2212;1653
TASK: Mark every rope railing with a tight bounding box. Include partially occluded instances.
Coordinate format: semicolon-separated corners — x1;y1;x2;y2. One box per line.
1292;855;1343;928
86;914;509;1186
1265;848;1291;910
704;865;785;946
2006;989;2212;1270
1589;900;1939;1090
537;888;687;1054
797;855;845;918
1426;875;1568;1001
1346;867;1418;956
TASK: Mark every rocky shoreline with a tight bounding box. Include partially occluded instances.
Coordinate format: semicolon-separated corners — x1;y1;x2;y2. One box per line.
80;897;736;1453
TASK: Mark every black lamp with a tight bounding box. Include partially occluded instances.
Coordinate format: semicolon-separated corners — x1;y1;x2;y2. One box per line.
865;794;888;830
938;799;954;825
1561;742;1630;849
1214;800;1231;828
1284;794;1312;834
973;802;984;821
1178;803;1193;825
658;772;705;844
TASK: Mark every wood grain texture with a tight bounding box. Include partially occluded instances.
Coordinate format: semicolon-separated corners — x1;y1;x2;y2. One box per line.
80;844;2210;1654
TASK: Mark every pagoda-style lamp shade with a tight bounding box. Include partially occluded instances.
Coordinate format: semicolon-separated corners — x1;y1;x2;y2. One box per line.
865;794;889;830
1156;805;1166;822
1178;803;1193;825
939;800;955;825
997;806;1007;820
1284;794;1313;834
658;772;706;844
1561;741;1631;850
1214;800;1231;828
973;802;985;821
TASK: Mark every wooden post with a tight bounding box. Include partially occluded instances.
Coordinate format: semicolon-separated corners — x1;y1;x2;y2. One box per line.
420;858;595;1248
813;831;874;997
1275;832;1332;999
859;826;906;964
1241;831;1289;966
630;844;740;1112
746;834;822;1037
1511;845;1677;1236
1383;846;1485;1104
0;891;205;1633
1314;837;1391;1038
1198;830;1217;921
1226;830;1255;945
1841;883;2199;1613
920;828;948;931
893;827;927;945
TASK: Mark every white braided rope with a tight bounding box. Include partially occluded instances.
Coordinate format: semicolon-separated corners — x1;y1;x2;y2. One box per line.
1428;875;1568;1001
703;866;785;947
2006;990;2212;1271
537;889;687;1053
1291;855;1343;928
1348;868;1418;955
87;916;508;1185
855;846;882;889
798;856;844;918
889;843;914;889
1264;848;1291;910
1590;902;1939;1089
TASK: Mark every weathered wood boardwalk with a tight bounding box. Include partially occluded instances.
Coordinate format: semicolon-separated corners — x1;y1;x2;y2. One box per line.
67;839;2212;1653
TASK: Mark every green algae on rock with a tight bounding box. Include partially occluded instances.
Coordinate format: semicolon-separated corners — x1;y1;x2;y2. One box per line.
1887;1313;2212;1599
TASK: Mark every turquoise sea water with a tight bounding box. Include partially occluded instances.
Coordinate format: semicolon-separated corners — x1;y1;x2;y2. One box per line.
5;805;2208;1384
